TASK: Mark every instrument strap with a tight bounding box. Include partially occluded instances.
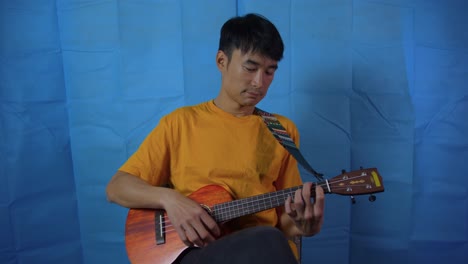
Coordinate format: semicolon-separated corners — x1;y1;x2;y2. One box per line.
254;107;324;181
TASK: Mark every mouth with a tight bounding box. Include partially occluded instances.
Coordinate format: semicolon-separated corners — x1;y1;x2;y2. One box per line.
245;91;261;98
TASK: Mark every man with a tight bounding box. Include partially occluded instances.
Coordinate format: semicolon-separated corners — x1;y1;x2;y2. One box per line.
106;13;325;263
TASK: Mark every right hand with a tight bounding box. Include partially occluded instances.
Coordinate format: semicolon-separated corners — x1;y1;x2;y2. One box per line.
163;190;221;247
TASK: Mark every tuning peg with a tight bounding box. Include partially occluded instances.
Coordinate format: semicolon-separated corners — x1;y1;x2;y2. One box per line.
368;194;376;202
350;196;356;204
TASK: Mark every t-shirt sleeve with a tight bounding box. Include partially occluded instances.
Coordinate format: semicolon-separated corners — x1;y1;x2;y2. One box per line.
118;115;172;186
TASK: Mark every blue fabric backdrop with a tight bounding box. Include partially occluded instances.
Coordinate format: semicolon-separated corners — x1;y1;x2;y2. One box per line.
1;0;467;263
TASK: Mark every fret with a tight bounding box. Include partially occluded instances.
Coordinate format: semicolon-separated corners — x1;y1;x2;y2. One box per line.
125;169;384;264
212;185;304;223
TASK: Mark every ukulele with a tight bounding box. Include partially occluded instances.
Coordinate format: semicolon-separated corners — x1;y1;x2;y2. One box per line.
125;167;384;264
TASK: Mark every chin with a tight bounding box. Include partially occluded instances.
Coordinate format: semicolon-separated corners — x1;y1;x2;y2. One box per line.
242;101;260;107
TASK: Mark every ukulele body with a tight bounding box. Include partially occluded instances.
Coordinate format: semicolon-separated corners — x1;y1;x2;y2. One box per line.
125;185;232;264
124;168;384;264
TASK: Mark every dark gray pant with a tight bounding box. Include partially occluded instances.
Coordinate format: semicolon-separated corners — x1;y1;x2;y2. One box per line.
176;226;298;264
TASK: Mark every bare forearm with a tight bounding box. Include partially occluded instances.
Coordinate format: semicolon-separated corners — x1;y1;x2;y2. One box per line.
106;170;171;209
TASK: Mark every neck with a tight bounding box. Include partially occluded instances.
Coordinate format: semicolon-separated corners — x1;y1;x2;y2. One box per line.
213;97;255;117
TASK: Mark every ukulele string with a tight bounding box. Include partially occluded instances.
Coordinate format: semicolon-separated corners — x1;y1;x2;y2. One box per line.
155;218;182;235
212;173;372;213
157;174;374;234
320;172;372;187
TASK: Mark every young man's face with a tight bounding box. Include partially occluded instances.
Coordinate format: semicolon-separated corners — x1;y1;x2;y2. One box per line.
217;49;278;107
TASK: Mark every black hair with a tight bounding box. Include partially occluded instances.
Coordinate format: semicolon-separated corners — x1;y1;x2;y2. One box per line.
218;13;284;61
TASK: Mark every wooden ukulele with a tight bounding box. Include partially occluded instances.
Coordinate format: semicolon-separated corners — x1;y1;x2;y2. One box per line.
125;167;385;264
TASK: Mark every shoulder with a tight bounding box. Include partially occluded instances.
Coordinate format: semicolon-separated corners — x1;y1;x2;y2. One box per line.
266;112;300;143
148;102;210;138
273;113;297;129
255;107;299;132
162;101;210;122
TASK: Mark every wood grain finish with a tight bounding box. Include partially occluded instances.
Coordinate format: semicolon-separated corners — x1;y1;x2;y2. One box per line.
125;185;233;264
125;168;385;263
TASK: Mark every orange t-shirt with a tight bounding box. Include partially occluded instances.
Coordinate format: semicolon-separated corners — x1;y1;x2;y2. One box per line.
119;100;303;253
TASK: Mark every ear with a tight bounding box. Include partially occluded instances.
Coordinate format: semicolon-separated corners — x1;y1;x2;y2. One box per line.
216;50;227;71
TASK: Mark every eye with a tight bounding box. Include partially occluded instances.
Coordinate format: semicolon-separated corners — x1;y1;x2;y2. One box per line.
244;66;257;72
265;70;275;76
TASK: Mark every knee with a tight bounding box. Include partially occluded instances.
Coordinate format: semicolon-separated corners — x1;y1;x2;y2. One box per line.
251;226;286;241
242;227;296;262
245;226;289;247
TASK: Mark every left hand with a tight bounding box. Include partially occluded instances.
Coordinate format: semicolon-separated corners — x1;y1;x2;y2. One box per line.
284;182;325;236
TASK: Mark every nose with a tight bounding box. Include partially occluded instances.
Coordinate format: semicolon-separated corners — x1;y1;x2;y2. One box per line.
251;71;263;88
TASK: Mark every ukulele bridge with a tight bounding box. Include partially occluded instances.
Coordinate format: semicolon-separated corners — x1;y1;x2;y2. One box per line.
155;210;166;245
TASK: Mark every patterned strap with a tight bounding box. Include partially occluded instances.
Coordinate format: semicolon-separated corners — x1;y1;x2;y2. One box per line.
254;107;324;181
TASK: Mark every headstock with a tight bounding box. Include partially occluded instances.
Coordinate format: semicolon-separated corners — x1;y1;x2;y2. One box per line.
324;167;384;202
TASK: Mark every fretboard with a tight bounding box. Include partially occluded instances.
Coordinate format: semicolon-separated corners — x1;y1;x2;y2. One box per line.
211;184;323;223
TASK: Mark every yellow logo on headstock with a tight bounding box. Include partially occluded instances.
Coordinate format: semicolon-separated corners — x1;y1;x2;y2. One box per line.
371;171;381;187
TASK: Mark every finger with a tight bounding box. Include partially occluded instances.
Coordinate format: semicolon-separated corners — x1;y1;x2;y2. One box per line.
294;189;304;209
178;225;193;247
284;195;297;217
284;195;292;211
314;185;325;221
183;224;204;248
301;182;313;206
193;228;214;247
293;189;305;219
201;213;221;238
190;218;217;246
301;182;316;219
